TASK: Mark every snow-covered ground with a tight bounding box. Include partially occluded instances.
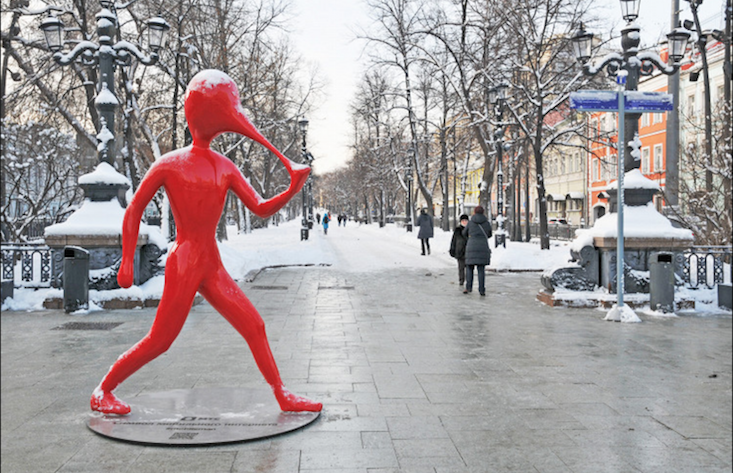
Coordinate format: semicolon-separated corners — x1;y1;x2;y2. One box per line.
2;217;730;316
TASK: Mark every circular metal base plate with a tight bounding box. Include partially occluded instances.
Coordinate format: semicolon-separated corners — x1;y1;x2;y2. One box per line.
87;387;320;445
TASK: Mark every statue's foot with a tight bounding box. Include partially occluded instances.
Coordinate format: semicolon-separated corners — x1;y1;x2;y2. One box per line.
273;386;322;412
90;388;131;415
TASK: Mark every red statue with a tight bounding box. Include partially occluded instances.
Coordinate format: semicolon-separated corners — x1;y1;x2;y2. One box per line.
90;70;321;415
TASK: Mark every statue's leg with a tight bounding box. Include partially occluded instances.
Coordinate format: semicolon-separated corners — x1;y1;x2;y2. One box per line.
91;250;200;415
199;267;322;412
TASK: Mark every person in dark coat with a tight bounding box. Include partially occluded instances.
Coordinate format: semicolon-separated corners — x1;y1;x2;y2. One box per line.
416;208;434;255
462;206;492;295
449;214;469;287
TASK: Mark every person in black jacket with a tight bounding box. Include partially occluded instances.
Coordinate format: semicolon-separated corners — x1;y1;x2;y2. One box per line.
462;206;492;296
449;214;469;287
416;208;434;255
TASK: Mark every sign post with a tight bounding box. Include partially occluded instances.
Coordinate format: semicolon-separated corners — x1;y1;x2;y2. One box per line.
569;85;673;322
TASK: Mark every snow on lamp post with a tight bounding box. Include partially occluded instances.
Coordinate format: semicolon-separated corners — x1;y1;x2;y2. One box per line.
298;118;311;240
570;2;690;173
489;81;508;248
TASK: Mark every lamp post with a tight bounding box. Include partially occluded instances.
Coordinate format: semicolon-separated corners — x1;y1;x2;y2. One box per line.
489;81;509;248
298;118;311;240
38;2;169;291
570;0;690;173
40;1;169;202
405;147;414;232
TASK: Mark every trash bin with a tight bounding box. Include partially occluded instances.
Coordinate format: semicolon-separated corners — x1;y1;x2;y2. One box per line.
63;246;89;313
650;251;675;313
1;279;13;302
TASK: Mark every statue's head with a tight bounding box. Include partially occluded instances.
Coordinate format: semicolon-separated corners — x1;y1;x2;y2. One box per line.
184;70;258;147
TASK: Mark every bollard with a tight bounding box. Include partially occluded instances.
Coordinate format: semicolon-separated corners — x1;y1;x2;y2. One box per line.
63;246;89;313
649;251;675;313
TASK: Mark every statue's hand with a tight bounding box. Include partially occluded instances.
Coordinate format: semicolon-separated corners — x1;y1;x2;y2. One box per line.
117;259;134;288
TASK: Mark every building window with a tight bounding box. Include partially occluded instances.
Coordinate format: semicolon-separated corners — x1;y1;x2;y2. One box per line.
686;94;695;118
652;112;664;124
576;153;582;173
592;159;599;181
591;119;599;140
641;113;649;127
641;147;650;174
653;144;664;172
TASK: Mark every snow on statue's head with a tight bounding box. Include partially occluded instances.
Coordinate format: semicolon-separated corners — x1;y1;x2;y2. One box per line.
184;69;258;146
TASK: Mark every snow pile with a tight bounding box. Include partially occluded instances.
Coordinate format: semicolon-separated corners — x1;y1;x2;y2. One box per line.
43;199;166;245
608;168;660;190
583;202;693;240
78;162;130;186
218;217;572;277
605;303;642;323
45;199;126;236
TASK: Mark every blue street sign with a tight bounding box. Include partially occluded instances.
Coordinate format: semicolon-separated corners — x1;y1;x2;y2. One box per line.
569;91;618;111
570;90;673;113
624;91;673;112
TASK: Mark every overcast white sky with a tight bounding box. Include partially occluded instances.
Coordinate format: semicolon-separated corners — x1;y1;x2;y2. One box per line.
288;0;725;175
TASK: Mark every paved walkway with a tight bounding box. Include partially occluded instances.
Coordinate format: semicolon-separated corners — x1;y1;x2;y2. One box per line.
2;264;731;472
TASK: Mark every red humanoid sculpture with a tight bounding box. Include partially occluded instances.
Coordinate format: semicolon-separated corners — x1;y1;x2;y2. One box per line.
90;70;321;415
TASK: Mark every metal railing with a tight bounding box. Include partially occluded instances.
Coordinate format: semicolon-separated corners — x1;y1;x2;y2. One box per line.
1;243;53;288
683;246;732;289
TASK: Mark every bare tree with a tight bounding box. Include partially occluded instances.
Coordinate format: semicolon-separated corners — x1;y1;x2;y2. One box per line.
497;0;592;249
1;120;87;241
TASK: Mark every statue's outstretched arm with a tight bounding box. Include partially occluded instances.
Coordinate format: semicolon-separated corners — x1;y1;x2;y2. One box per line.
229;163;309;219
118;164;166;288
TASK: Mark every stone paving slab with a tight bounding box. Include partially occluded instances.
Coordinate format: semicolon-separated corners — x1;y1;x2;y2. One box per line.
2;267;731;472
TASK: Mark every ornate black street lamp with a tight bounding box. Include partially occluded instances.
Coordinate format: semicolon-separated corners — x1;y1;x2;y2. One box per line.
40;1;169;202
489;81;509;247
570;0;690;172
298;118;311;240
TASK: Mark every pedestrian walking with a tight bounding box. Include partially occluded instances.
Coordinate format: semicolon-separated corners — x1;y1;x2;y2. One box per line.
450;214;469;287
316;213;321;225
416;208;434;255
463;206;492;296
322;212;330;235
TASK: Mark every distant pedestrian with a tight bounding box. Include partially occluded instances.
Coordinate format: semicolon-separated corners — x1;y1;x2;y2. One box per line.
316;213;321;225
322;212;330;235
462;206;492;296
416;208;434;255
450;214;469;287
